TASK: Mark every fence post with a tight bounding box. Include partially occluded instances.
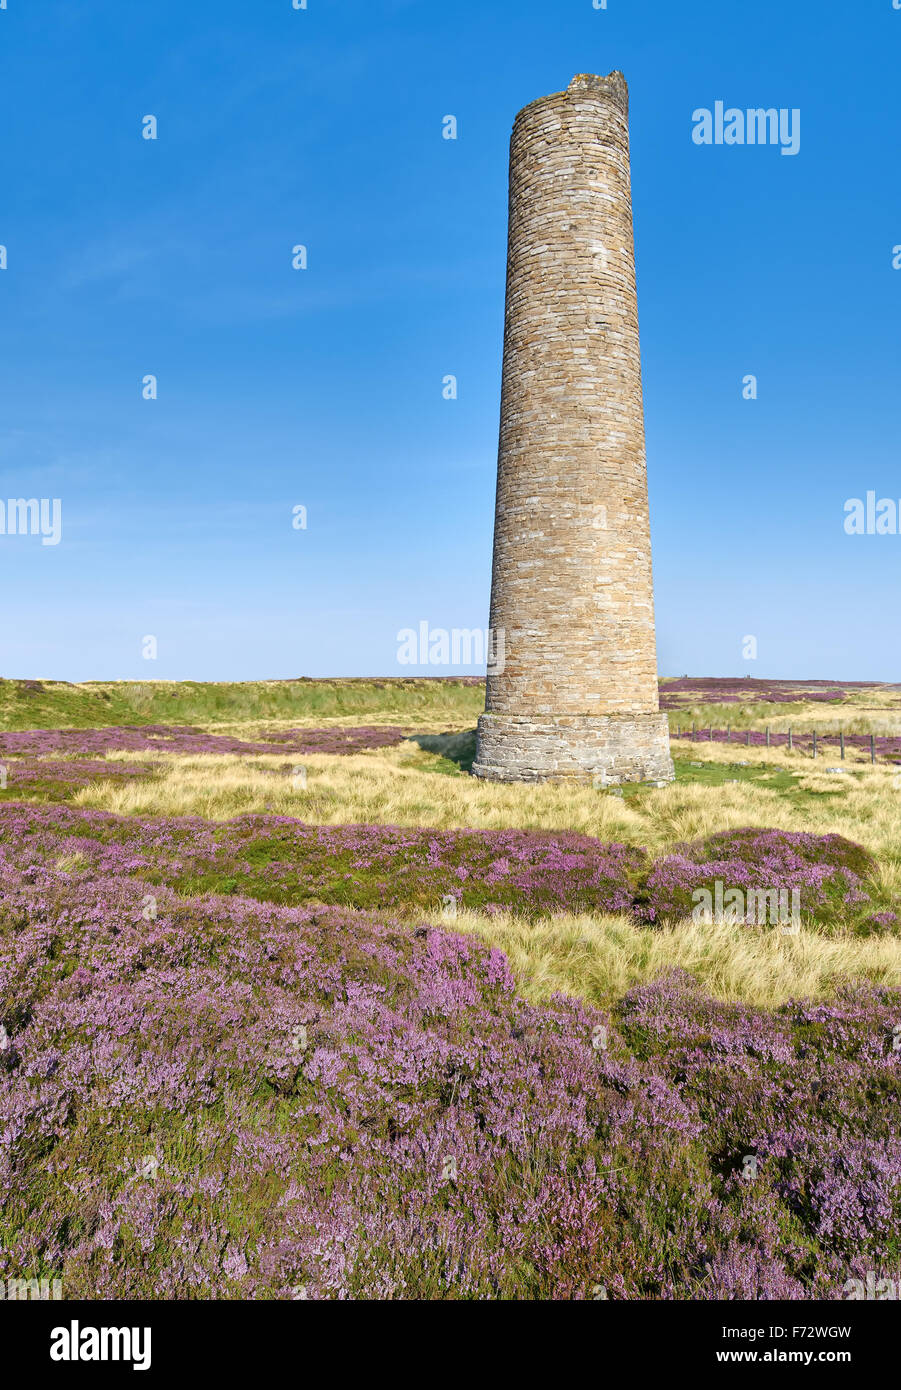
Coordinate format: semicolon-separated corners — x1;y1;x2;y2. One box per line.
746;729;751;747
788;727;793;753
871;734;876;764
766;727;770;749
840;730;845;760
813;730;817;759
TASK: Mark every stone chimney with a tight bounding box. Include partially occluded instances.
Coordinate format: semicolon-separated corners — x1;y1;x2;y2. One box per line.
473;73;673;784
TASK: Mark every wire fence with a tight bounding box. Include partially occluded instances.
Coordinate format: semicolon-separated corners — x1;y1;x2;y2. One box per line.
671;725;901;764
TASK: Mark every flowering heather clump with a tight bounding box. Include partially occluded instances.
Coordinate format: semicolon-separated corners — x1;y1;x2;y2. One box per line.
0;807;892;931
617;972;901;1297
636;828;879;932
0;759;155;802
0;725;410;759
0;859;899;1300
0;806;646;918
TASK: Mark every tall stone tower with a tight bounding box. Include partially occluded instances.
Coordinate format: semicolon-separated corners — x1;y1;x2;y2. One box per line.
473;72;673;785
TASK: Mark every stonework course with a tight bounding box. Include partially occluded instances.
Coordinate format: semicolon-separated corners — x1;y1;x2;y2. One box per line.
474;71;673;785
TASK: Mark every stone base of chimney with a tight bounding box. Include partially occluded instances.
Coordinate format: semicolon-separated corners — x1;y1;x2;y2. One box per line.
472;711;674;785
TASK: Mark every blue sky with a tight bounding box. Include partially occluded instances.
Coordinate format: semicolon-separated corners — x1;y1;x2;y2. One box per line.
1;0;899;682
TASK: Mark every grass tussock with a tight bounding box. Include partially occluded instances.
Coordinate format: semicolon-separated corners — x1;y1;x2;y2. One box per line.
443;907;901;1009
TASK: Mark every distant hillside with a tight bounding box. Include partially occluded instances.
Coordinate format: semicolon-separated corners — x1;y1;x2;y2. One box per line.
0;677;486;730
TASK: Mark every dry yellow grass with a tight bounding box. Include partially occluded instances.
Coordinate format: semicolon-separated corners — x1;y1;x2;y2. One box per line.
80;739;901;863
435;907;901;1008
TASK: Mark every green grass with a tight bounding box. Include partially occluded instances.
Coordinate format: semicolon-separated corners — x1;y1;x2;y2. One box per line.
0;678;485;730
667;756;874;817
0;680;146;730
670;756;800;793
